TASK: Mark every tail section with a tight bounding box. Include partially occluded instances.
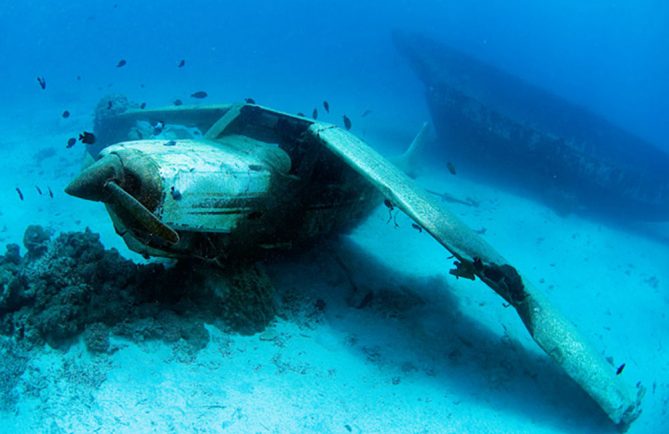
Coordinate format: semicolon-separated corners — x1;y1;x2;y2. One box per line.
395;121;430;178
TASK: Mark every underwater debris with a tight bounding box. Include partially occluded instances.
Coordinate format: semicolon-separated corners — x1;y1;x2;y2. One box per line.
116;59;126;68
170;186;182;200
152;120;165;135
36;76;46;90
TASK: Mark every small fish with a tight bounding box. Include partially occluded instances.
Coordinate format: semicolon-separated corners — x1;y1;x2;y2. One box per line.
48;187;54;198
447;162;457;175
35;186;43;195
411;223;422;233
78;131;96;145
323;100;330;113
616;363;626;376
190;91;208;99
62;110;70;118
107;101;113;110
383;199;394;210
177;59;185;68
66;137;77;148
116;59;127;68
139;102;147;109
76;75;81;81
16;188;24;201
312;108;318;119
342;115;352;130
245;97;256;104
37;76;46;90
361;109;372;118
163;140;176;147
173;99;183;106
296;112;305;117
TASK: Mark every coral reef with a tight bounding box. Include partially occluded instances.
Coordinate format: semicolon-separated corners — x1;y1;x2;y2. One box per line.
0;226;277;354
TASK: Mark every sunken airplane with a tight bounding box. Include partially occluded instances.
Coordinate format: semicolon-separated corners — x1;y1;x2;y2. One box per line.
66;97;642;429
393;31;669;221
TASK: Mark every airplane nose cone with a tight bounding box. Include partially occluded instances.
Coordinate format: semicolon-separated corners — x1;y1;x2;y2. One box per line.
65;154;123;201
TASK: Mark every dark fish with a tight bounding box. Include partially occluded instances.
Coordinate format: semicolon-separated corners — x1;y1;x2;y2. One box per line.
16;188;24;201
312;108;318;119
107;101;113;110
296;112;305;117
323;100;330;113
78;131;96;145
66;137;77;148
164;140;176;147
190;91;208;99
177;59;185;68
411;223;423;233
342;115;352;130
62;110;70;118
76;75;81;81
616;363;625;375
36;76;46;90
139;102;147;109
447;162;457;175
361;109;372;118
173;99;183;106
116;59;127;68
245;97;256;104
383;199;394;210
48;187;54;198
35;186;43;195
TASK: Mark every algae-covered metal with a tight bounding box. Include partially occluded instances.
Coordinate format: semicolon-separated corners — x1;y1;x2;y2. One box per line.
394;31;669;221
66;99;642;428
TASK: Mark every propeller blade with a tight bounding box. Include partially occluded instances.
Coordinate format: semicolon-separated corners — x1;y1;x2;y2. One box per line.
104;181;179;245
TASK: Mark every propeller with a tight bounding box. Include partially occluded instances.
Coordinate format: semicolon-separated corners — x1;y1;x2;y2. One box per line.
65;153;179;245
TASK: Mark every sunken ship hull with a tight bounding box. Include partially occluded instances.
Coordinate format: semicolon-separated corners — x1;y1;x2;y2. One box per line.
394;31;669;221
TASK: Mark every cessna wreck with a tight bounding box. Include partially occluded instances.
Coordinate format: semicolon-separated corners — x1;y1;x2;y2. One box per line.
394;31;669;221
66;97;642;429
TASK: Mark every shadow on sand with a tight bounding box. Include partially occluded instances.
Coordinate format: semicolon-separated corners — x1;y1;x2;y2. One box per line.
270;236;617;433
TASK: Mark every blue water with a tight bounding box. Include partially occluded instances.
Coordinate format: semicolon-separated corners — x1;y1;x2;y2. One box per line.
0;1;668;432
2;1;667;146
